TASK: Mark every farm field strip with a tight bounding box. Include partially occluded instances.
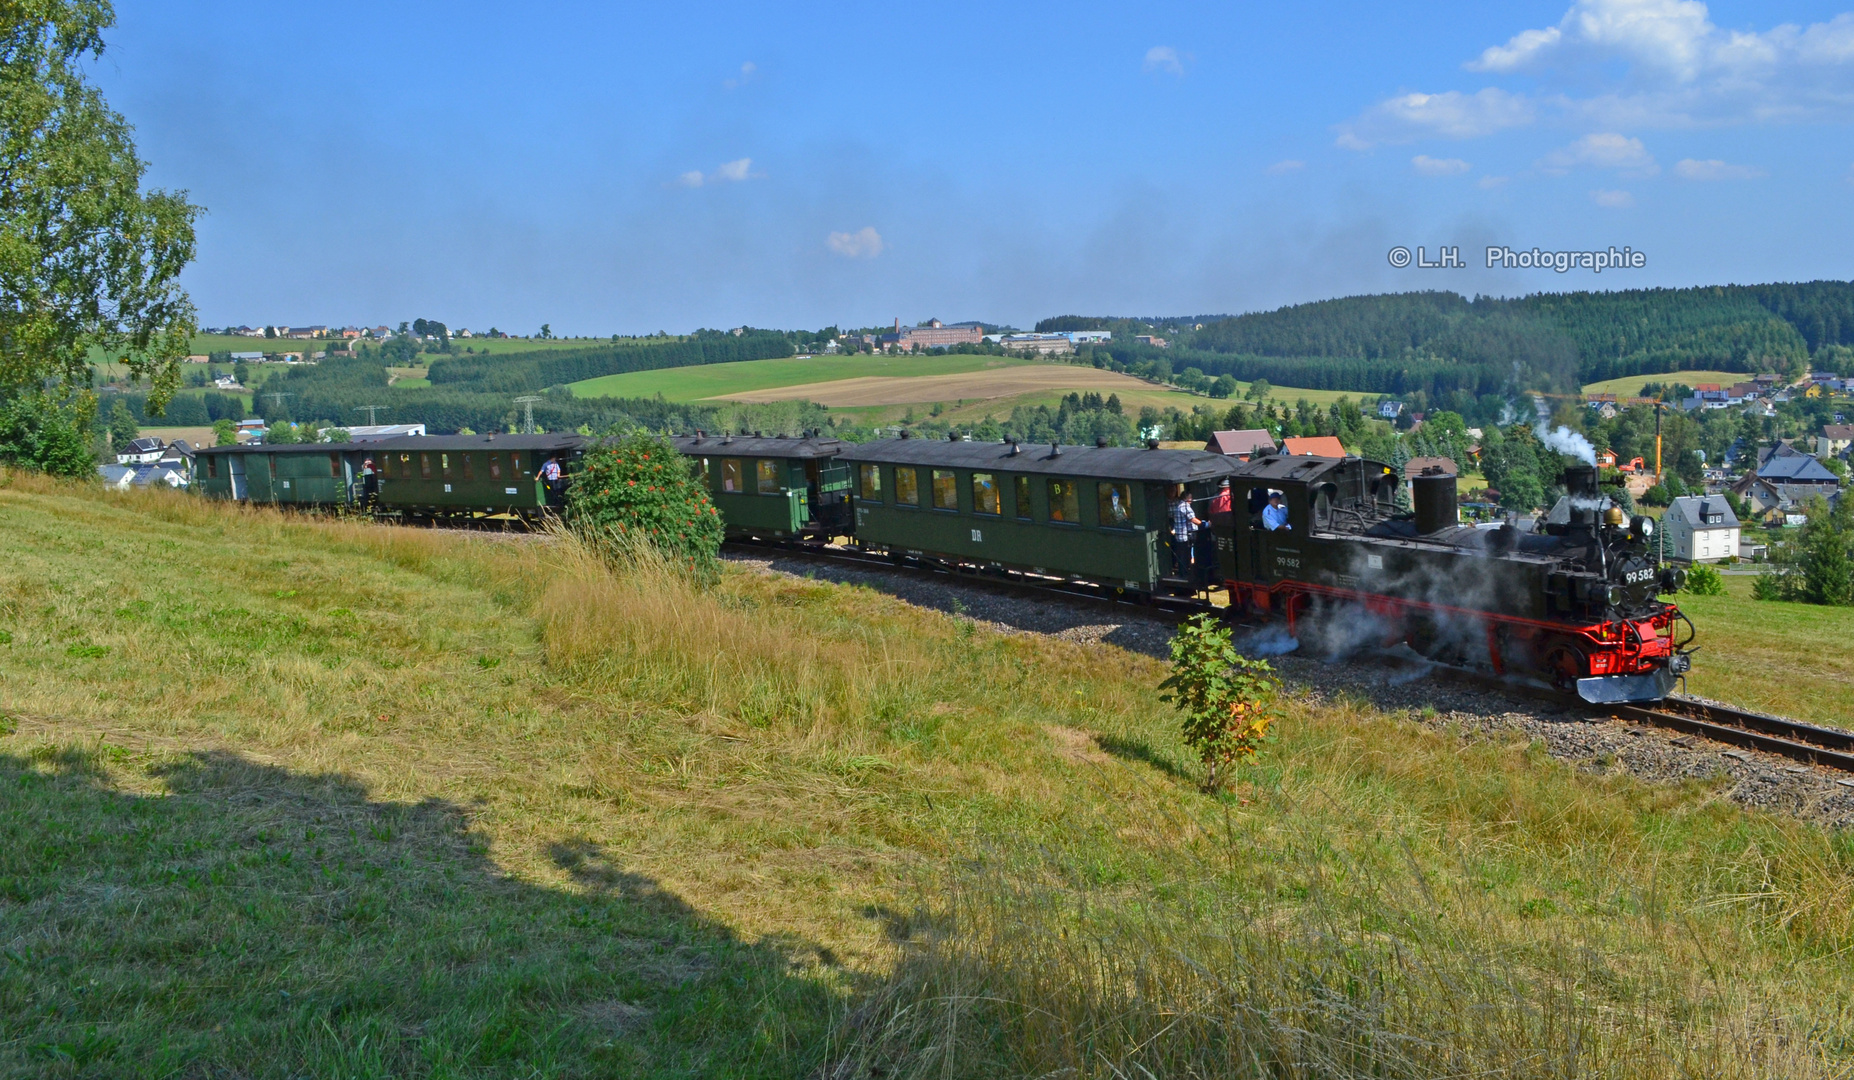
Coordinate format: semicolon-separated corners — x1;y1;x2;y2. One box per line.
568;354;1032;400
1580;370;1754;397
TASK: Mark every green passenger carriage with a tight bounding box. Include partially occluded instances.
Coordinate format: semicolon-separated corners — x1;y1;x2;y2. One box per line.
670;433;852;540
837;436;1243;596
193;444;372;506
369;434;587;522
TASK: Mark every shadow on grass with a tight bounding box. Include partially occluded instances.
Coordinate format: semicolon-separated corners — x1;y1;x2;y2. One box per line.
1093;732;1195;782
0;747;852;1078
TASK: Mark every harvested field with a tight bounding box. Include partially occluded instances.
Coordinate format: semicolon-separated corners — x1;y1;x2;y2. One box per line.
714;365;1161;406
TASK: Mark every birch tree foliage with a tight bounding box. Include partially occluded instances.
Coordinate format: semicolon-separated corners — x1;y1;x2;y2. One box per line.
0;1;197;414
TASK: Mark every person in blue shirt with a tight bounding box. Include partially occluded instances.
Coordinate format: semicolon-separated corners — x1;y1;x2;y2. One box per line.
1262;491;1291;531
1170;490;1202;576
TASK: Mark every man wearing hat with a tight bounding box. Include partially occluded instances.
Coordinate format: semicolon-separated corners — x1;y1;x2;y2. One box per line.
1262;490;1291;531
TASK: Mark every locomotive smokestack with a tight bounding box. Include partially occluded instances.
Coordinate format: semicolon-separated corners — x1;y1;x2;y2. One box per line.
1561;465;1598;499
1561;465;1600;527
1411;467;1458;534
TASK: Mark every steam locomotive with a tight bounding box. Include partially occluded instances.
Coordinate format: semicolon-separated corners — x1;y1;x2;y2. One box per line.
1215;456;1693;703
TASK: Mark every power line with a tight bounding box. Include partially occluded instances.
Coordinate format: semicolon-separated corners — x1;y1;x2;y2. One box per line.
512;396;542;435
353;405;385;425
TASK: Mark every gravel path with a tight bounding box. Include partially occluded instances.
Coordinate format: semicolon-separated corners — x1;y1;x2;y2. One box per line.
730;549;1854;829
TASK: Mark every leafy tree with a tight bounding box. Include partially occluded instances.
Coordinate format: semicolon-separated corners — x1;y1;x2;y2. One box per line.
1757;496;1854;605
264;421;299;445
0;393;91;474
566;431;724;578
1683;563;1725;595
1159;614;1280;793
211;418;235;446
106;398;137;447
538;323;552;340
0;2;198;475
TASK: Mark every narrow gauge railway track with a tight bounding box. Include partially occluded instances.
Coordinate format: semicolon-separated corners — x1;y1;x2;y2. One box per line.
1612;698;1854;773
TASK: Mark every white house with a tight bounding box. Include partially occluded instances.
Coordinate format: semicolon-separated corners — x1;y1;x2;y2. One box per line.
1662;495;1740;563
115;436;166;465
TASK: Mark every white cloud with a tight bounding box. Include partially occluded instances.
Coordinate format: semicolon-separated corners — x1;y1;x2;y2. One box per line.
1335;88;1533;148
1265;159;1305;174
712;157;753;182
1411;154;1471;175
1590;188;1636;207
676;158;756;187
1478;175;1511;188
1143;45;1185;77
1341;1;1854;149
723;61;757;90
1463;0;1854;127
1673;157;1765;179
1538;132;1658;175
827;227;884;258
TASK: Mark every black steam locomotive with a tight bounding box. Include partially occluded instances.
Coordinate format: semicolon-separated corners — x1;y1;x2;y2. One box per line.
1215;456;1693;703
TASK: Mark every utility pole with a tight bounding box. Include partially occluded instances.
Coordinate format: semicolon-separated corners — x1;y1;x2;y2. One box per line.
353;405;385;425
513;396;542;435
1654;400;1664;485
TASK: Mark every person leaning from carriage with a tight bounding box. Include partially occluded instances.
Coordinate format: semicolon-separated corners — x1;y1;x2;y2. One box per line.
1169;485;1202;578
359;456;379;508
538;455;565;506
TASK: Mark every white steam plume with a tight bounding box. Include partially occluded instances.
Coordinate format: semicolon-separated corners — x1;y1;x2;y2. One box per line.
1534;422;1596;465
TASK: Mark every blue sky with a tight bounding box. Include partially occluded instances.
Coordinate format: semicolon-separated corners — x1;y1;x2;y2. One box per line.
97;0;1854;334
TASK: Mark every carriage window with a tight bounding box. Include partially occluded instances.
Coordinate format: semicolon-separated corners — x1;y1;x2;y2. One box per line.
441;453;452;479
859;463;881;500
1015;475;1032;519
461;453;474;480
971;473;1000;515
330;454;341;478
509;452;523;475
721;458;743;492
267;454;276;477
489;453;502;479
931;469;958;510
1048;480;1079;523
207;456;218;479
757;459;781;493
895;467;919;506
420;453;432;479
1097;482;1132;528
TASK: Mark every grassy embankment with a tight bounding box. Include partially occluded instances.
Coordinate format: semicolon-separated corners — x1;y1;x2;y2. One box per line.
1677;574;1854;724
4;475;1854;1076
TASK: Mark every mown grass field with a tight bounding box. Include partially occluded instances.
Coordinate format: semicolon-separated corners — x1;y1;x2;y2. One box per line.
1581;370;1752;397
567;353;1033;400
4;475;1854;1077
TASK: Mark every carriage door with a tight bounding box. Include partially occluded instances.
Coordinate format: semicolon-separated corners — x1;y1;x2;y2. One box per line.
228;455;247;500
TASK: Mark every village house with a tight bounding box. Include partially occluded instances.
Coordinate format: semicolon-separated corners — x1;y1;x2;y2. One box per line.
1817;423;1854;460
115;436;166;465
1203;429;1277;460
1281;435;1347;458
1661;495;1740;563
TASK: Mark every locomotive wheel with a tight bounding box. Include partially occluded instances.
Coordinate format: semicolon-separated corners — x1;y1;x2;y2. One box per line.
1543;646;1586;692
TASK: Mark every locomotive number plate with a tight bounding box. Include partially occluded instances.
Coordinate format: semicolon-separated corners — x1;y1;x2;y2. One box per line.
1625;568;1654;584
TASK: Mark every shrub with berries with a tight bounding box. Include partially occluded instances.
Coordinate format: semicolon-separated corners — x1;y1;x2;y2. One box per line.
566;431;724;577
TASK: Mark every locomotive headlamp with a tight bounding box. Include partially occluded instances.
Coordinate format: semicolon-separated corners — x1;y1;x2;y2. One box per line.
1606;585;1627;607
1632;514;1653;539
